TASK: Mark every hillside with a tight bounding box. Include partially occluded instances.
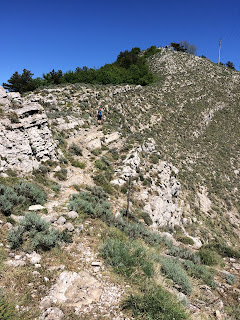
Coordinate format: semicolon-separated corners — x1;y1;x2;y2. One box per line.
0;48;239;320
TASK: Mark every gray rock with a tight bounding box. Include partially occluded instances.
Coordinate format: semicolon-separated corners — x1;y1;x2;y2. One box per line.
29;205;46;211
56;216;66;226
10;214;24;223
6;259;26;267
26;252;42;264
66;211;78;219
64;222;74;232
39;307;64;320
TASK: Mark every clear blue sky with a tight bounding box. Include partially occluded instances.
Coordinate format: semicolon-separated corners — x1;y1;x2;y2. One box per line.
1;0;240;85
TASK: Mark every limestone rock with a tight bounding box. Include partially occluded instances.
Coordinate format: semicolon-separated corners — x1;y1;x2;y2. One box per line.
56;216;66;226
64;222;74;232
26;252;42;264
0;89;57;173
29;205;46;211
42;271;102;308
66;211;78;219
39;307;64;320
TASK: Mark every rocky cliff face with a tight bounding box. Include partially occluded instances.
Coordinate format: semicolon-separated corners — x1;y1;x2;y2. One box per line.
0;87;57;173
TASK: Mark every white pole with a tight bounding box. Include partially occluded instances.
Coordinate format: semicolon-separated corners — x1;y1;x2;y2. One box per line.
218;39;222;64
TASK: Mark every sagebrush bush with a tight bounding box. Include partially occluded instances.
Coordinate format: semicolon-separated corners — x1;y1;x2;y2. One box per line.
0;181;46;215
168;245;201;264
14;181;47;205
122;285;188;320
160;257;192;295
7;212;72;251
226;273;236;285
100;238;154;279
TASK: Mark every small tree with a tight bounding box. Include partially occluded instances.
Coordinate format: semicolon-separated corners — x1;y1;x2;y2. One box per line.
43;69;63;85
170;42;186;52
2;69;37;93
225;61;235;69
179;41;197;55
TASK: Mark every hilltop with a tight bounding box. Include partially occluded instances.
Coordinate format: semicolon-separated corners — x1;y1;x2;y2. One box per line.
0;48;239;320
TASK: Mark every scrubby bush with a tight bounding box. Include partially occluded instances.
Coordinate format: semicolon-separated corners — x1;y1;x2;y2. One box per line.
68;143;82;156
161;257;192;295
176;236;194;245
122;285;188;320
0;181;46;216
226;273;236;285
182;260;217;288
168;245;201;264
14;181;46;205
0;290;16;320
198;247;222;266
100;238;154;279
54;168;68;181
70;158;86;169
203;242;240;259
138;210;153;226
7;212;72;251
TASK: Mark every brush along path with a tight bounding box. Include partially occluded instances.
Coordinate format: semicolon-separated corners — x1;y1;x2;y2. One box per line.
39;127;132;319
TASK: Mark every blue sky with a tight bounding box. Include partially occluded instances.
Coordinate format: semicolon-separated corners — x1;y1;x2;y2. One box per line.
1;0;240;85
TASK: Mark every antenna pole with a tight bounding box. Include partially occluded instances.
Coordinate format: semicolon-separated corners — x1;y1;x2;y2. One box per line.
218;39;222;64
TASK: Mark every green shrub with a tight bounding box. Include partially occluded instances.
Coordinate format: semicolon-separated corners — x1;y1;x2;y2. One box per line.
93;174;114;194
226;273;236;285
182;260;217;288
198;247;222;266
91;148;102;156
0;291;16;320
203;242;240;259
68;143;82;156
100;238;154;279
54;168;68;181
122;285;188;320
0;181;46;216
7;212;72;251
161;257;192;295
70;158;86;169
176;236;194;245
14;181;47;205
168;246;201;264
138;210;153;226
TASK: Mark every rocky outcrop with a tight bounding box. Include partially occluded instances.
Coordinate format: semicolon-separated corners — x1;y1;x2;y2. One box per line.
112;138;183;228
0;87;57;173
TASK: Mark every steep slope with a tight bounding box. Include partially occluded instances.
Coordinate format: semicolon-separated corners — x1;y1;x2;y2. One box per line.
0;48;239;320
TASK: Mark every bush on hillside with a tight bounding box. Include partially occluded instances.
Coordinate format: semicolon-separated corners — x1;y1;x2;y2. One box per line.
7;212;72;251
182;260;217;288
0;181;46;216
198;247;222;266
161;257;192;295
122;285;188;320
100;238;154;279
0;290;16;320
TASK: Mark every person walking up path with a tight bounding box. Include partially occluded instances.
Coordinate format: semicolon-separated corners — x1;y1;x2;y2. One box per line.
97;107;102;125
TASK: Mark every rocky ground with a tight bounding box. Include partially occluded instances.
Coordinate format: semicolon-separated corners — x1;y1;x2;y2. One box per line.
0;48;239;319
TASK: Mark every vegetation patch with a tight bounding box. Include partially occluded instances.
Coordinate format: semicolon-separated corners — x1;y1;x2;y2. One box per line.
7;212;72;251
0;290;16;320
0;181;46;216
160;257;192;295
100;238;154;280
122;285;188;320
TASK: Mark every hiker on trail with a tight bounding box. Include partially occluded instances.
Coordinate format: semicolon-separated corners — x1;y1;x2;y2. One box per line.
97;107;102;125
